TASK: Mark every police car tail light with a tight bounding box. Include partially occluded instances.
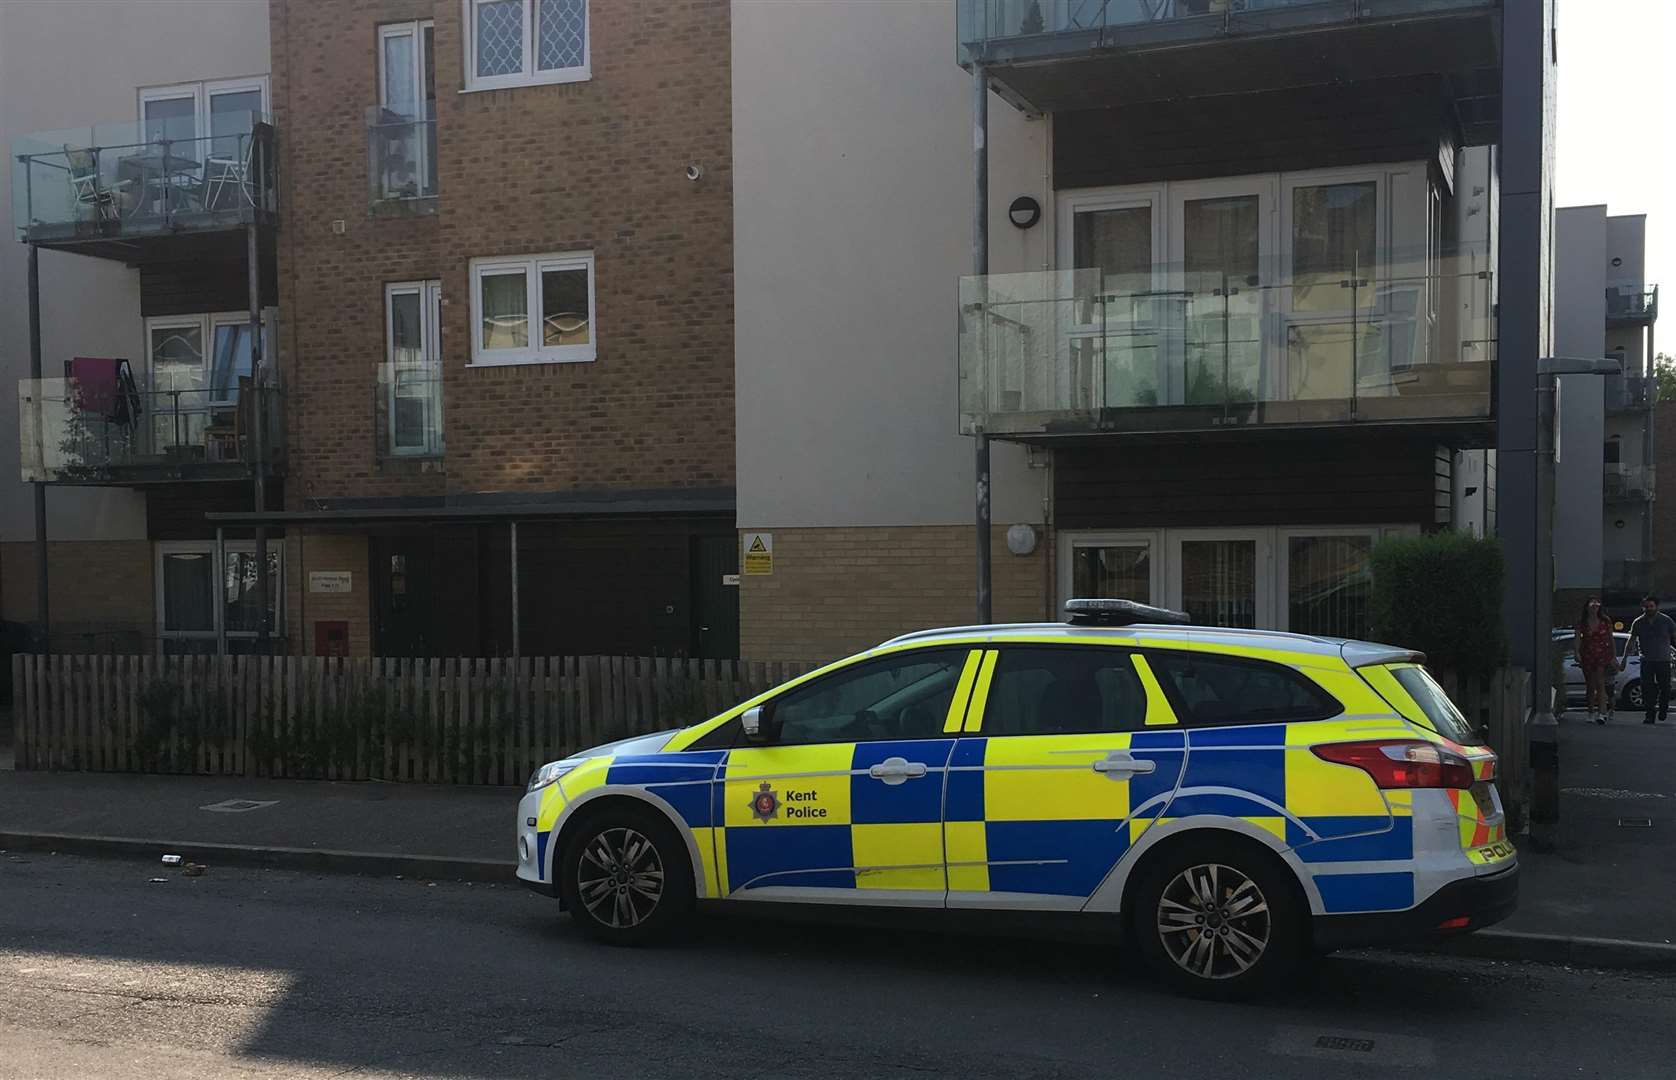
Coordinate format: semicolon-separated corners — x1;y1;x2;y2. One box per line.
1312;740;1475;790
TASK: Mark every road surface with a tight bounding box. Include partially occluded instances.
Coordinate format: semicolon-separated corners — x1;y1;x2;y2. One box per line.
1;853;1670;1078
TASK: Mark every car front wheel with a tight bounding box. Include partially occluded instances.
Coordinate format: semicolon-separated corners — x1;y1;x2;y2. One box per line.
559;804;693;944
1130;837;1303;1000
1623;679;1644;711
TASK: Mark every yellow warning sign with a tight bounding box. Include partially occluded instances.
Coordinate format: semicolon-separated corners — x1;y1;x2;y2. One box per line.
743;532;773;575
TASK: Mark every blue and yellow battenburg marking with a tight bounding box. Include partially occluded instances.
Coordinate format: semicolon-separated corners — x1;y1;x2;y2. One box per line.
535;636;1510;918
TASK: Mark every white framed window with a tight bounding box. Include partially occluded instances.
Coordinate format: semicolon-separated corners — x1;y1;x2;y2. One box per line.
385;280;444;456
138;76;270;157
468;251;595;366
1059;524;1417;639
156;541;283;655
377;20;438;200
462;0;589;92
143;312;273;456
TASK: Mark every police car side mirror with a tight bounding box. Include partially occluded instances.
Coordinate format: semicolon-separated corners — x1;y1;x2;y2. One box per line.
741;706;767;742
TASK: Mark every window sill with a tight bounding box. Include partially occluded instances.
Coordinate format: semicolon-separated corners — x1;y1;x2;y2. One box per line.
460;66;590;93
466;352;596;368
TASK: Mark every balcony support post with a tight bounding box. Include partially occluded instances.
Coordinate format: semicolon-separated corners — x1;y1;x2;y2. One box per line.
28;242;50;653
1646;322;1657;570
972;61;993;625
1498;0;1559;843
247;221;270;651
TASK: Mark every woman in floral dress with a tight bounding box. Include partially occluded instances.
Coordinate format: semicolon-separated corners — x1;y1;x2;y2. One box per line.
1575;596;1617;724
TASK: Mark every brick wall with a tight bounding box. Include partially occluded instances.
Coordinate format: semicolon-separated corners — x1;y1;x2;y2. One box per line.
0;540;155;652
1655;402;1676;589
738;526;1053;663
270;0;735;507
283;532;372;657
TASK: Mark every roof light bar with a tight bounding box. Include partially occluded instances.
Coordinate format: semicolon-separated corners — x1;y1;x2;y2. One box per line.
1064;598;1191;627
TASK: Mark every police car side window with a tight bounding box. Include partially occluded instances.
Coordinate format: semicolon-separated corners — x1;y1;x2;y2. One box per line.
1146;651;1341;726
980;647;1148;736
769;649;968;746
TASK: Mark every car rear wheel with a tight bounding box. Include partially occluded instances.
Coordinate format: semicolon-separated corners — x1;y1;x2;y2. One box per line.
559;804;693;945
1622;680;1643;711
1130;837;1303;1000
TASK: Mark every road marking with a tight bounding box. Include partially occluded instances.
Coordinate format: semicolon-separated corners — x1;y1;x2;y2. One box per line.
1563;787;1667;799
199;799;279;813
1268;1026;1436;1067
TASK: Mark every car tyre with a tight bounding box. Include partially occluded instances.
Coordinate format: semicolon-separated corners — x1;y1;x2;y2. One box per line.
1130;836;1303;1001
1622;679;1643;712
559;803;694;945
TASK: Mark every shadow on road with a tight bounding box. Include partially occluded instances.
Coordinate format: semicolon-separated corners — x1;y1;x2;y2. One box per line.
0;856;1544;1079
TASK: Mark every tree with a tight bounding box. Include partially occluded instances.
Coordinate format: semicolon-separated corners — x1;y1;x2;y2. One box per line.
1653;353;1676;403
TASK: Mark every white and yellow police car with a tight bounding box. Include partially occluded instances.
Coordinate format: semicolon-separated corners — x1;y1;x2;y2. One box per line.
515;600;1516;997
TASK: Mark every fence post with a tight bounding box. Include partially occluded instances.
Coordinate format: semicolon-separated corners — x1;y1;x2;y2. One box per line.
12;654;27;770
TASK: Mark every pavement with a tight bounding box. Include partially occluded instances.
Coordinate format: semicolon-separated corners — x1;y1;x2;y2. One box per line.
1;705;1673;972
4;854;1676;1079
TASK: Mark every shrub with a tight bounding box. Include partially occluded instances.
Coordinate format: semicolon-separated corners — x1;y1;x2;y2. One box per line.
1369;531;1506;680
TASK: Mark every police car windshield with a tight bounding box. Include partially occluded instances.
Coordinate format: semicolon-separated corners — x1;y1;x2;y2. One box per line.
1391;666;1480;746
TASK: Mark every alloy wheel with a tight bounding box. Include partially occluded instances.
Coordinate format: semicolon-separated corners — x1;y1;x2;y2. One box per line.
576;827;665;929
1156;862;1272;980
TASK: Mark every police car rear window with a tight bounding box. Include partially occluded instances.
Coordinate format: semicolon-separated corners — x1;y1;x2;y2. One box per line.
1146;651;1342;726
1387;665;1480;745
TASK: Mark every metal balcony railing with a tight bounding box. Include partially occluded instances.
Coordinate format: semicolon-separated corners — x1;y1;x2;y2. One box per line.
375;361;444;460
1605;558;1657;594
1603;463;1655;502
18;375;284;483
1604;372;1655;412
1606;284;1658;323
956;0;1500;62
367;102;438;210
958;243;1495;438
12;114;276;245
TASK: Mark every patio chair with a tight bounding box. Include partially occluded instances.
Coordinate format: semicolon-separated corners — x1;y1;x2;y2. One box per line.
63;145;131;223
203;133;254;210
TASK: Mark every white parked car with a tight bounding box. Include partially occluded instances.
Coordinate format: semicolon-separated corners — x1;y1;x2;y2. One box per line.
1552;630;1642;711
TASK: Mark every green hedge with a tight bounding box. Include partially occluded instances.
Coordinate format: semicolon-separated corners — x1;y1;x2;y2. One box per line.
1369;531;1506;680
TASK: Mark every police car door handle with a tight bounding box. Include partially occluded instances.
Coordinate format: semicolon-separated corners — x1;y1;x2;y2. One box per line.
868;757;927;785
1092;753;1156;778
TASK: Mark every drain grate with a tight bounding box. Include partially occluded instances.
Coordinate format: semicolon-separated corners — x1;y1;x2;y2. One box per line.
1617;817;1654;828
1314;1036;1376;1053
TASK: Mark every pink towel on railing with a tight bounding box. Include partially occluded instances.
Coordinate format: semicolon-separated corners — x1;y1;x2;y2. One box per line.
67;356;123;418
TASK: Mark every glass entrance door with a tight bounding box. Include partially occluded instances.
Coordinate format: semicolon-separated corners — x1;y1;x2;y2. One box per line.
1170;531;1273;630
1170;179;1274;411
1061;532;1161;608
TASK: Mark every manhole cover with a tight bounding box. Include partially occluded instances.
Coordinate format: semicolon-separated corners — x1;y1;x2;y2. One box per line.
1314;1036;1376;1053
1618;817;1654;828
200;799;279;814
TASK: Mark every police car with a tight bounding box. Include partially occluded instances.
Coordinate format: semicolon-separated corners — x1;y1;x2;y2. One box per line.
516;600;1517;998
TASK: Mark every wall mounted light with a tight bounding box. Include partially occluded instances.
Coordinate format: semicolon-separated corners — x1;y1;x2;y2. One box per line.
1006;523;1038;556
1008;196;1041;230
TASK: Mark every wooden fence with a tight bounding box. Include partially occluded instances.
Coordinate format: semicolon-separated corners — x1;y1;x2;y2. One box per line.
1434;666;1532;831
9;654;817;785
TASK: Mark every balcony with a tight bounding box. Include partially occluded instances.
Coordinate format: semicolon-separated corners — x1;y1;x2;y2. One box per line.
367;103;437;214
1606;284;1658;326
18;373;284;485
958;246;1494;441
374;361;444;463
1605;372;1656;413
955;0;1502;123
11;114;276;260
1605;558;1656;595
1603;464;1655;503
